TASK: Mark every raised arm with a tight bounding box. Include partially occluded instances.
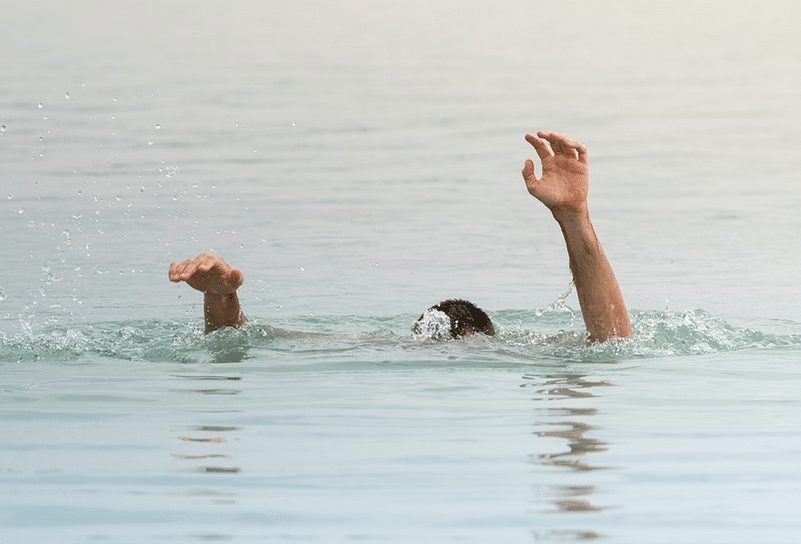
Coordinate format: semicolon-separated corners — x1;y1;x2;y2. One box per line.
521;131;631;341
168;253;246;333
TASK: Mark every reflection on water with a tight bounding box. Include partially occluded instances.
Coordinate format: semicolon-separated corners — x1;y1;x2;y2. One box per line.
173;388;241;396
526;373;613;540
169;374;242;381
170;374;242;497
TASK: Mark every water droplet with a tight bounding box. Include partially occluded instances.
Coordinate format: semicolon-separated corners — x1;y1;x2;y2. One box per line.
154;123;161;130
80;82;86;88
0;287;6;301
147;140;153;146
115;196;122;202
17;208;24;214
37;102;43;109
291;122;296;127
111;115;116;120
112;97;117;102
0;125;6;133
139;186;145;193
64;92;70;99
7;193;12;200
300;266;305;272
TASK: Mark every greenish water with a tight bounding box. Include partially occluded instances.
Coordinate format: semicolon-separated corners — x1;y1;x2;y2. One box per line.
2;0;801;542
2;310;799;365
2;311;801;543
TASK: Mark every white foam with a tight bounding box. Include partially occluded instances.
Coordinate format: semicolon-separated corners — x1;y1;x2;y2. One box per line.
411;309;452;341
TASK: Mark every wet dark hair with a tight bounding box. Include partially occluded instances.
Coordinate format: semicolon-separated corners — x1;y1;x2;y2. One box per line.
413;298;495;339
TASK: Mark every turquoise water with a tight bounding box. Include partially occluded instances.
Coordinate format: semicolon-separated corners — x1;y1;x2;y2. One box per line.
2;0;801;542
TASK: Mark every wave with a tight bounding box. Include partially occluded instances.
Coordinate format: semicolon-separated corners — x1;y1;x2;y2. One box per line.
495;309;801;362
0;310;799;364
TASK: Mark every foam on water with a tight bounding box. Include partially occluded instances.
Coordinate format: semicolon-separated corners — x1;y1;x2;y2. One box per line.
1;309;798;365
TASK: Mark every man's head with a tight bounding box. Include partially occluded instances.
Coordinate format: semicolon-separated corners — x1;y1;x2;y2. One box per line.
412;299;495;340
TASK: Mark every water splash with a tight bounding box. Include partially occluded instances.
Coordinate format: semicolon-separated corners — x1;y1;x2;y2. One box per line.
1;310;798;364
534;281;576;324
498;309;800;361
411;308;452;341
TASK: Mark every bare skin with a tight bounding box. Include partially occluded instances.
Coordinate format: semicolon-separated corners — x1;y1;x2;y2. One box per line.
168;253;246;333
522;131;631;341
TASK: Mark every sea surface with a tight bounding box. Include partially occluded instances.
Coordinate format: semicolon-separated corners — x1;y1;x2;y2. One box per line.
2;1;801;542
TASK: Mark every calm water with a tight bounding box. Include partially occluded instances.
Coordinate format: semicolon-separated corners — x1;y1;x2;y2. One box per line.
2;1;801;542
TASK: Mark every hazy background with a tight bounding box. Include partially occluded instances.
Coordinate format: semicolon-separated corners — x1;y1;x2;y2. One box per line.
1;0;799;327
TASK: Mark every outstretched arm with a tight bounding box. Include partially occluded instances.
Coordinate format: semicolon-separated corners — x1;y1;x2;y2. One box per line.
168;253;246;333
521;131;631;341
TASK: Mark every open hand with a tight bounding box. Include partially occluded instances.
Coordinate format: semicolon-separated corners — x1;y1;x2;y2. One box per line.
168;254;244;294
522;131;589;218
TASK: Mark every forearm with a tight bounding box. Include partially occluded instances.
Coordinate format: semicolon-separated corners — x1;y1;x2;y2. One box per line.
555;209;631;341
203;292;246;333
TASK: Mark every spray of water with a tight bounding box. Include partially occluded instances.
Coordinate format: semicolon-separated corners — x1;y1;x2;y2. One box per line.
1;309;798;365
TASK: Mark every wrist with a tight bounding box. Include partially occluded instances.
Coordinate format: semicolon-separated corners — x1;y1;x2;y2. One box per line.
204;291;238;302
552;205;589;227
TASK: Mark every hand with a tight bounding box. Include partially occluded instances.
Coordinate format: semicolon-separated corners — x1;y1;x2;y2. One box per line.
521;131;589;220
168;253;244;294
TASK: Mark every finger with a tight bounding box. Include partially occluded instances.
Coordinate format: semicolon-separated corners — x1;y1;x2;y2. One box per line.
175;260;195;280
198;257;216;273
227;269;244;290
524;133;552;161
178;263;199;281
522;159;537;185
575;142;588;164
172;260;188;279
537;131;577;157
169;261;179;282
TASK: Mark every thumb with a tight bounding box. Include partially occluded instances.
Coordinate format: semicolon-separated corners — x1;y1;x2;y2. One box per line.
227;269;244;290
522;159;537;186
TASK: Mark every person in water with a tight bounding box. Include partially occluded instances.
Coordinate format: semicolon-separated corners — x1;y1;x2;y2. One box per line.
168;131;631;342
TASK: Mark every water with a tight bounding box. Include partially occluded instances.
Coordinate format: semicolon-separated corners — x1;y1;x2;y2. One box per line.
2;0;801;542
